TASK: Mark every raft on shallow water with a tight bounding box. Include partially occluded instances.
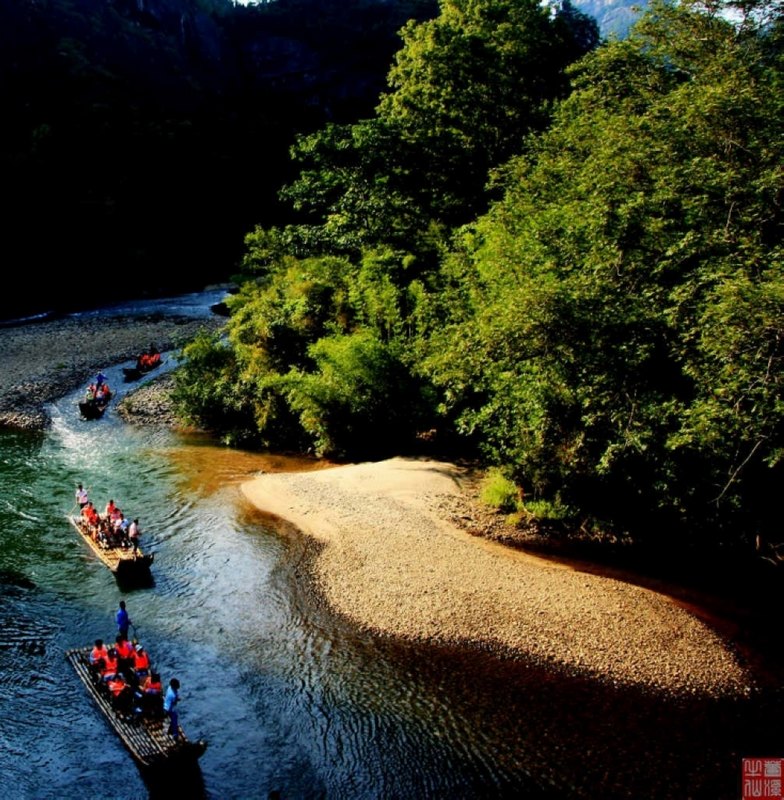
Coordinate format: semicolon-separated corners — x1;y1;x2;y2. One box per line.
68;515;154;579
123;354;163;382
65;646;207;769
79;390;113;419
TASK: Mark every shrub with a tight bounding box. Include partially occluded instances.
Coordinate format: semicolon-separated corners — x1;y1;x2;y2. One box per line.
479;468;520;513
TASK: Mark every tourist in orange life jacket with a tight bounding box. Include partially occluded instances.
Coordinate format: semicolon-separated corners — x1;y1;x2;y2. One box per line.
87;504;100;530
115;634;135;677
89;639;109;677
82;501;98;525
135;671;163;717
133;644;150;679
141;671;162;696
80;501;95;529
107;674;134;716
104;499;117;519
100;648;119;682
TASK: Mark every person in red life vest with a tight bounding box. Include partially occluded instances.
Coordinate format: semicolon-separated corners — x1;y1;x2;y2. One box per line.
135;671;163;718
81;502;100;539
133;644;150;679
84;502;100;526
99;648;119;682
88;639;109;678
114;634;135;677
104;499;117;519
97;517;112;547
107;674;134;716
80;501;95;532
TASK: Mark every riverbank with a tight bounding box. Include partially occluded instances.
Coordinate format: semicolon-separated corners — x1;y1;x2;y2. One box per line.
0;310;769;700
0;313;222;429
242;457;758;699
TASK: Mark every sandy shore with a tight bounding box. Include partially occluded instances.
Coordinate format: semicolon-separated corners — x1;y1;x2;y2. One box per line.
243;457;756;698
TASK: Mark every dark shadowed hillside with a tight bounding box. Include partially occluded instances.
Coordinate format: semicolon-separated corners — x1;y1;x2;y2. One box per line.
0;0;437;319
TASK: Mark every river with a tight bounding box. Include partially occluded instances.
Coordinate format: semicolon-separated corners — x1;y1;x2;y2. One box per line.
0;293;778;799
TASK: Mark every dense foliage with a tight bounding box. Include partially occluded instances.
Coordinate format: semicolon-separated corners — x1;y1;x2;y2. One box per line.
176;0;598;454
426;0;783;546
177;0;783;550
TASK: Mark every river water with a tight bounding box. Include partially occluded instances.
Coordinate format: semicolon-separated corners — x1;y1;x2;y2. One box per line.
0;294;779;799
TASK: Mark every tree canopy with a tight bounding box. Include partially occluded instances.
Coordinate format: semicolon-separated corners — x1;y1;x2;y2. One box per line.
177;0;783;552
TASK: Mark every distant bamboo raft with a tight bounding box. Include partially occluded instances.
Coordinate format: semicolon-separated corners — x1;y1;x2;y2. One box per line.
68;515;154;579
65;646;207;768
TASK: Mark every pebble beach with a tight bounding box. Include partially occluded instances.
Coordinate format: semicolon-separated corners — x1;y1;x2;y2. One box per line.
0;313;221;429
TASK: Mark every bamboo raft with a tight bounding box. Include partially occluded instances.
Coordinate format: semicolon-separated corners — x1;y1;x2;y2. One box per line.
79;390;113;420
68;515;154;579
65;646;207;768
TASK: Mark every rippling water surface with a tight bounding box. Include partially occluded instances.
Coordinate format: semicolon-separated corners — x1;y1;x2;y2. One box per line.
0;294;778;800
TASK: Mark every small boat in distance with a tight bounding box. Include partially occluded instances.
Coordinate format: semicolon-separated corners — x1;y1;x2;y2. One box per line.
65;645;207;769
123;346;163;382
79;391;112;419
68;515;153;580
79;375;112;419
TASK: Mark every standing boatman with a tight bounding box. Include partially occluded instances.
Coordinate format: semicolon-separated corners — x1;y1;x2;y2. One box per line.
164;678;181;739
128;518;141;556
115;600;132;640
75;483;89;510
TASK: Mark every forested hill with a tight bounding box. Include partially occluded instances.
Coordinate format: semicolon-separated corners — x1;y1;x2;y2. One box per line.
172;0;782;558
0;0;438;319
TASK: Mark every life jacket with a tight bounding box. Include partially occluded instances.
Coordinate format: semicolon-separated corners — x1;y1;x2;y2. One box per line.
116;640;134;660
108;677;126;697
90;646;108;664
144;678;162;694
102;654;118;676
134;650;150;671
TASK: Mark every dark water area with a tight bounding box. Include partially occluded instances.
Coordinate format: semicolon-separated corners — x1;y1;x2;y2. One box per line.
0;295;780;799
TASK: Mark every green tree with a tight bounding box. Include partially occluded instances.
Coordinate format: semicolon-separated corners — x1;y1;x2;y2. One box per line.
274;0;599;259
424;0;783;546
